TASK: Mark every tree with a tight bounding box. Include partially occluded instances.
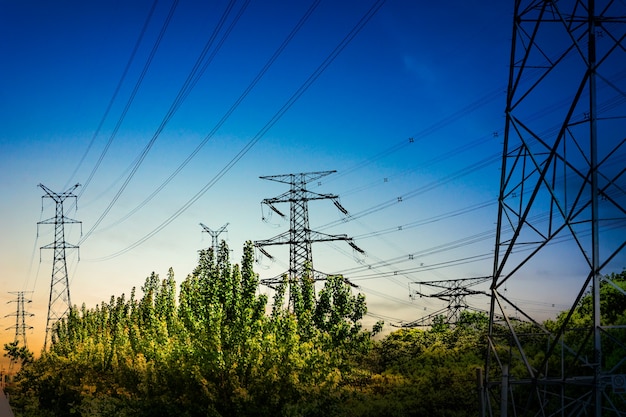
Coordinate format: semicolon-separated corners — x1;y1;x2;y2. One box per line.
3;341;33;366
6;241;378;417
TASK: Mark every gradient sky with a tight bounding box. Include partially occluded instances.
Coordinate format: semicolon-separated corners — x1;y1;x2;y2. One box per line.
1;0;587;355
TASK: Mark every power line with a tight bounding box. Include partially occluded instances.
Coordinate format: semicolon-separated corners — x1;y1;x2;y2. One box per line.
77;0;181;203
318;151;500;232
323;86;505;186
79;0;242;245
93;0;320;232
64;0;159;192
85;0;388;261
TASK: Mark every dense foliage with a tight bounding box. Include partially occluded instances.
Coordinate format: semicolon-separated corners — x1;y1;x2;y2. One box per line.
6;242;378;417
7;242;622;416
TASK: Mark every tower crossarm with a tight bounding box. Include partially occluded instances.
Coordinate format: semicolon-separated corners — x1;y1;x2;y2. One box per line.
199;222;229;236
254;230;291;247
199;222;229;254
255;230;356;247
262;190;339;204
260;170;336;185
411;276;490;290
37;215;81;225
38;183;80;202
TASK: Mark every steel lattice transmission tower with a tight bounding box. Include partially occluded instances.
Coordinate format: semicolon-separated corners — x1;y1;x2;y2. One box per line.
405;277;489;327
5;291;34;349
5;291;34;372
199;222;229;255
254;171;363;305
37;183;81;350
483;1;626;416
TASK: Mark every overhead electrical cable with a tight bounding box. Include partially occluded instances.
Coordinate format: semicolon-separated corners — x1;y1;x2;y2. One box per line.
341;133;499;197
325;210;558;294
358;183;626;277
64;0;159;193
23;222;43;293
30;0;160;292
318;66;571;191
343;218;625;281
316;89;624;241
333;195;576;279
324;239;412;290
97;0;322;231
356;284;416;307
321;65;626;205
321;64;626;324
322;86;505;186
318;151;500;232
334;80;625;200
79;0;240;244
351;200;496;240
349;253;494;280
365;311;410;325
86;0;388;261
78;0;181;206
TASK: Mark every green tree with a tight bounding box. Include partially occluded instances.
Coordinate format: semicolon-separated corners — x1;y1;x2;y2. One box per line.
7;241;377;417
3;341;34;366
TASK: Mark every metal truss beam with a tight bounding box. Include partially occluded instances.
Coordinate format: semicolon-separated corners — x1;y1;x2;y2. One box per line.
255;171;363;306
38;183;81;350
484;1;626;416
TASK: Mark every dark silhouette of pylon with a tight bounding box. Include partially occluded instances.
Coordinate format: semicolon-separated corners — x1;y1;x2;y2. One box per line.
5;291;34;370
37;183;81;350
5;291;34;347
199;222;229;255
254;171;363;307
483;2;626;416
405;276;489;327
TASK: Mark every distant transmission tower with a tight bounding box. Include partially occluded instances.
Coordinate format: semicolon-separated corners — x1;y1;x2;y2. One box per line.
199;222;229;255
38;183;81;350
405;276;489;327
254;171;364;306
484;1;626;416
5;291;34;349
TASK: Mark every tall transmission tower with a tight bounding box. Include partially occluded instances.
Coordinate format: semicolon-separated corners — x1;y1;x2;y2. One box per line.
37;183;81;350
199;222;229;254
405;276;489;327
484;1;626;416
5;291;34;348
254;171;364;306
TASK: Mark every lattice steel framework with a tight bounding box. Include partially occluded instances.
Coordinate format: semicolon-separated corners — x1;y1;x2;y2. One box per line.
484;1;626;416
5;291;34;349
5;291;34;372
199;222;229;255
38;183;81;350
254;171;363;305
405;277;490;327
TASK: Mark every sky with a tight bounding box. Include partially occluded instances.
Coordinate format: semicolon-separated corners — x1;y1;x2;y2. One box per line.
2;0;618;358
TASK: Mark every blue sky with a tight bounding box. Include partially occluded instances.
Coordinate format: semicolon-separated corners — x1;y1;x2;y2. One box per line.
1;0;587;352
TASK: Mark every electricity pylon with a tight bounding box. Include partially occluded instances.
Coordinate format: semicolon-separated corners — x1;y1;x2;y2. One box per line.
405;276;489;327
254;171;364;307
199;222;229;255
484;1;626;416
37;183;81;350
5;291;34;349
